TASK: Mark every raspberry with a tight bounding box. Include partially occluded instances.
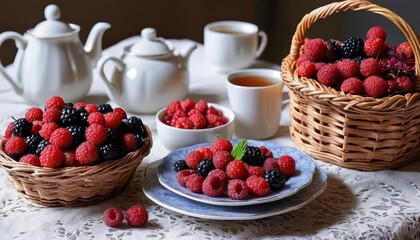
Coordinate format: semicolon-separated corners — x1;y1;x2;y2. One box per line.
207;169;229;186
49;128;73;150
63;150;79;167
104;112;122;129
303;38;327;61
340;77;364;95
166;100;182;114
19;154;40;166
4;136;27;158
187;108;199;116
296;55;311;66
297;61;316;78
246;175;270;197
25;107;43;122
85;124;107;145
172;117;193;129
259;146;273;158
103;207;124;228
45;96;65;110
226;160;247;180
42;108;61;123
170;110;188;125
206;106;222;116
73;102;86;109
317;64;339;86
387;80;398;94
181;98;195;112
246;165;265;177
185;150;204;169
363;76;388;98
84;104;98;113
396;42;414;60
125;205;148;227
360;58;382;78
366;26;386;41
227;179;249;200
212;150;233;170
39;122;59;140
176;169;196;187
396;75;414;92
186;174;204;193
262;157;279;170
364;37;384;57
202;175;224;197
211;138;233;153
4;122;14;138
39;145;64;168
197;146;213;159
314;62;327;71
87;112;106;126
277;155;296;177
31;121;43;134
195;100;208;114
189;113;207;129
75;141;98;165
335;59;360;79
113;107;127;120
205;114;220;128
122;133;138;152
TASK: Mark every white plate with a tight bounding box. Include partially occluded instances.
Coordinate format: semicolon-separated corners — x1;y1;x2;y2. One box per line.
156;140;316;206
143;159;327;220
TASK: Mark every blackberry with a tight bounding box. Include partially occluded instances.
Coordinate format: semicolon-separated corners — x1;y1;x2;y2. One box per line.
99;142;121;161
174;160;189;172
67;125;86;147
325;40;343;61
76;108;89;126
59;107;80;127
35;139;50;156
13;118;32;137
106;128;120;142
342;37;364;59
98;104;113;114
132;133;146;149
127;116;146;135
117;119;131;135
196;159;215;177
264;169;287;190
64;102;74;108
352;55;365;64
242;146;265;166
25;134;43;154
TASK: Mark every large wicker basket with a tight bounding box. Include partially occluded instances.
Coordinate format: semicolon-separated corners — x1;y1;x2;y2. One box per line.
281;0;420;170
0;125;153;207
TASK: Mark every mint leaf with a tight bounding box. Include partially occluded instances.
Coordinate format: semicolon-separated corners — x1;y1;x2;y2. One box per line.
231;139;247;160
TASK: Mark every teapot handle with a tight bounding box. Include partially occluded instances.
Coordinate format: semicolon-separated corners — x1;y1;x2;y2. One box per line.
97;56;125;101
0;32;27;95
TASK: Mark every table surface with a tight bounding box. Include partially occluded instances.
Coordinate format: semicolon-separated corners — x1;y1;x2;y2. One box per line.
0;37;419;240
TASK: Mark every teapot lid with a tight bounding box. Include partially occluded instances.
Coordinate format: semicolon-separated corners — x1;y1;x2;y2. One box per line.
30;4;75;38
128;28;172;56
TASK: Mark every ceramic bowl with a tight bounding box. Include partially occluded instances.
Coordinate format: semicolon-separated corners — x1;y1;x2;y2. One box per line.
156;103;235;150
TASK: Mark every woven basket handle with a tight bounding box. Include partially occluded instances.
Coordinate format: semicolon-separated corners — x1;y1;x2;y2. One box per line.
289;0;420;89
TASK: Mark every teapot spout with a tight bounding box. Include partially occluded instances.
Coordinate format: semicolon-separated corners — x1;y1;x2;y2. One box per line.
178;42;197;65
84;22;111;67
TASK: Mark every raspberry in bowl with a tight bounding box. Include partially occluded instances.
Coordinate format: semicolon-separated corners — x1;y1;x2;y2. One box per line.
156;99;235;150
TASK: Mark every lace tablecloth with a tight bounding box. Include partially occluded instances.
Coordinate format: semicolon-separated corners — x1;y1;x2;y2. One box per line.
0;37;419;240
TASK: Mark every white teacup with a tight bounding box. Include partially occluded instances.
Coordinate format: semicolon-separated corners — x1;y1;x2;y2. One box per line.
226;69;284;139
204;21;268;73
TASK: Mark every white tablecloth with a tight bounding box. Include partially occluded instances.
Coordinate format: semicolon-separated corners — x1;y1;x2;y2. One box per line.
0;37;419;240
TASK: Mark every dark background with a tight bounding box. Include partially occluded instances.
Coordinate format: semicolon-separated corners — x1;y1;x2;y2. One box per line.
0;0;418;66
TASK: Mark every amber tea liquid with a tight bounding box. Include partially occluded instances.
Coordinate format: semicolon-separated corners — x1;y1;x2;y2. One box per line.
229;75;277;87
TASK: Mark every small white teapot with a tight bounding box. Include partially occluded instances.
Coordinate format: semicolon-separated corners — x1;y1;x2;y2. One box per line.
97;28;196;113
0;4;110;105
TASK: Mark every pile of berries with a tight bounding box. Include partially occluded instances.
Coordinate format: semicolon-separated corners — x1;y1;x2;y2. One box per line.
173;138;296;200
162;99;229;129
103;204;148;228
1;96;148;168
297;26;416;98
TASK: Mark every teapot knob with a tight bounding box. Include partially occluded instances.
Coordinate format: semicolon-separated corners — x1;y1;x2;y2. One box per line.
44;4;61;20
141;28;156;41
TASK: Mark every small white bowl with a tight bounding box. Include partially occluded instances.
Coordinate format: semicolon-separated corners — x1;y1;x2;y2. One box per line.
156;103;235;150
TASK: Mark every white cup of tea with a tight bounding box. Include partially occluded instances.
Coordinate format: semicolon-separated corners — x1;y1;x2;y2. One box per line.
204;21;268;73
226;69;284;139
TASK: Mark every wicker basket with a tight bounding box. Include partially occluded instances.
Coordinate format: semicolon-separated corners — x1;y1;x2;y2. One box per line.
281;0;420;171
0;125;153;206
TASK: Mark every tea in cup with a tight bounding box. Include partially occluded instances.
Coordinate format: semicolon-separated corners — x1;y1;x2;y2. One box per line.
204;21;268;73
226;69;283;139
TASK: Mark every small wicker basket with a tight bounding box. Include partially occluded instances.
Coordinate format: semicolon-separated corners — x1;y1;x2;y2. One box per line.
0;125;153;207
281;0;420;170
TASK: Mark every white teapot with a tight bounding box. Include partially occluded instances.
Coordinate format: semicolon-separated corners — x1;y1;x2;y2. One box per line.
0;4;110;105
97;28;196;113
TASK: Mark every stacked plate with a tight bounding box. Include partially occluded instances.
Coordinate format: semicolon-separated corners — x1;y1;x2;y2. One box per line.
142;140;327;220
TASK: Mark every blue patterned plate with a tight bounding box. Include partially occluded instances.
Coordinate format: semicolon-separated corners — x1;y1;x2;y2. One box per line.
144;159;327;220
156;140;316;206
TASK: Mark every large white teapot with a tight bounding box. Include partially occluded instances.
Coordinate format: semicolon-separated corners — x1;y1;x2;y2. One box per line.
0;4;110;105
97;28;196;113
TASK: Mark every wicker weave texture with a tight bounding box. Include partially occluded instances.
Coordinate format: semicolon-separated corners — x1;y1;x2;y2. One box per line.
281;0;420;170
0;126;153;206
